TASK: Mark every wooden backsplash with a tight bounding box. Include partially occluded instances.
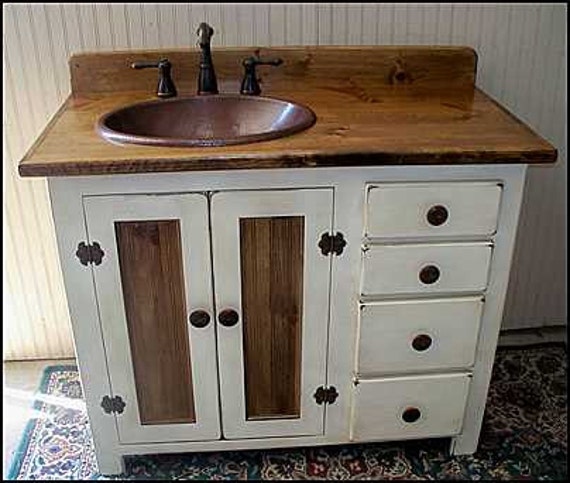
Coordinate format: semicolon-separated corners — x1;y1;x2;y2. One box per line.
68;46;476;96
3;3;566;360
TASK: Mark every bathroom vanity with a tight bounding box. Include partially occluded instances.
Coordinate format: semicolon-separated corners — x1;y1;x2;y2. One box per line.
18;46;556;475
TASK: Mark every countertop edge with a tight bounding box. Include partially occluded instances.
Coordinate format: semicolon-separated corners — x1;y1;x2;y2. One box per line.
475;88;559;164
18;149;557;178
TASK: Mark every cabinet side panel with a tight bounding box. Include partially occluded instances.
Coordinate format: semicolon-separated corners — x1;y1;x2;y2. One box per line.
115;220;196;425
240;216;304;420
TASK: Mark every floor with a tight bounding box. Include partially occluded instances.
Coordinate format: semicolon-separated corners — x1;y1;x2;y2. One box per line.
3;327;566;479
3;358;75;477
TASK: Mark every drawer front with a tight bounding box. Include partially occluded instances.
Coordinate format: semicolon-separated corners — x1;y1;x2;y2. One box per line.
365;182;502;238
361;243;492;296
358;297;483;375
351;373;470;441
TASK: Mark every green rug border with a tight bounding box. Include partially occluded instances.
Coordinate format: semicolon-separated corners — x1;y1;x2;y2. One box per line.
6;364;79;480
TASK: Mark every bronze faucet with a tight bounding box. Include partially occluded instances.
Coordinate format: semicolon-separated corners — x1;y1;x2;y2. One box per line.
196;22;284;96
132;23;284;98
240;55;283;96
196;22;218;95
131;58;177;98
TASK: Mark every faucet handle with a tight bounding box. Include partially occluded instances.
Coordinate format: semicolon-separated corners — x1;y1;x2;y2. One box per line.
240;55;284;96
197;22;214;46
243;56;284;68
131;58;177;98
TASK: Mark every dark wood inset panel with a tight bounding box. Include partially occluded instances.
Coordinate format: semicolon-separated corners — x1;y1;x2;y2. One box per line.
239;216;304;420
115;220;196;425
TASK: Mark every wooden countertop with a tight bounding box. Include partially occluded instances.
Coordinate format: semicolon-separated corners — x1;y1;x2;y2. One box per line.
18;47;557;177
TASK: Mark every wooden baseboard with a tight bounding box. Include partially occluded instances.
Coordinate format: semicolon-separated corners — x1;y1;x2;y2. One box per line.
498;326;567;347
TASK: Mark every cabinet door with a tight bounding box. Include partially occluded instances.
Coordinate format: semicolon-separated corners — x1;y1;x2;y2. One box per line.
211;189;334;439
83;194;220;444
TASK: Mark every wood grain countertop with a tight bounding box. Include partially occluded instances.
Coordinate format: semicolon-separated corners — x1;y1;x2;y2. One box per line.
18;46;557;177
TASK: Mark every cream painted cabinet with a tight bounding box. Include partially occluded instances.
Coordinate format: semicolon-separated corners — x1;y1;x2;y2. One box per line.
79;189;335;448
83;193;221;444
350;180;505;447
48;164;527;475
211;189;334;439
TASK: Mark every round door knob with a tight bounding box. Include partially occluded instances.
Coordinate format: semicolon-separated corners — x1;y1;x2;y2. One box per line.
419;265;440;284
412;334;433;352
402;407;421;423
426;205;449;226
218;309;239;327
189;310;211;328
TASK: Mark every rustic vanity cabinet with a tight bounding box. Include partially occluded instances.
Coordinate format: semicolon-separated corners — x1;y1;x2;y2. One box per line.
47;165;528;474
19;47;556;475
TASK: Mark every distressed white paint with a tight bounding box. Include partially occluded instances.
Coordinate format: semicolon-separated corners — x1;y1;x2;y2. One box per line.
365;182;502;239
3;3;566;360
48;164;526;472
358;297;483;375
361;242;493;296
211;189;332;439
83;194;221;444
451;164;527;455
350;373;471;441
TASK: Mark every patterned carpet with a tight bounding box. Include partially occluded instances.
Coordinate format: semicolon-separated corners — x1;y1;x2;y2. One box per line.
7;344;567;480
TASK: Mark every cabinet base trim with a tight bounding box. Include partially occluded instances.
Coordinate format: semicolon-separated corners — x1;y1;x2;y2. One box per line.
115;435;457;456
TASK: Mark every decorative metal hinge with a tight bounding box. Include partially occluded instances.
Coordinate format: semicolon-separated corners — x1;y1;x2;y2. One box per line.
318;232;346;256
101;395;126;414
76;241;105;266
314;386;339;405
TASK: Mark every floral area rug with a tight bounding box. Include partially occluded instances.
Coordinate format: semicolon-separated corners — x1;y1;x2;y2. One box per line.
7;344;567;480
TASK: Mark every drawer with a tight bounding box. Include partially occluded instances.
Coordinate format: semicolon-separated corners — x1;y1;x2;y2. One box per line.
361;242;492;296
351;373;470;441
358;297;483;375
365;182;502;239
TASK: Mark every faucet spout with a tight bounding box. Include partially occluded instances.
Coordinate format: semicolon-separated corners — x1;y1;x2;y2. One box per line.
196;22;218;95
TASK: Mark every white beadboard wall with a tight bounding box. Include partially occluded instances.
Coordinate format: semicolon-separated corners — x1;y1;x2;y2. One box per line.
3;3;566;360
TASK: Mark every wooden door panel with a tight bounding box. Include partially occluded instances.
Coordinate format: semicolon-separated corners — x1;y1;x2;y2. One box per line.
212;189;333;439
83;194;220;443
115;220;195;425
240;216;304;420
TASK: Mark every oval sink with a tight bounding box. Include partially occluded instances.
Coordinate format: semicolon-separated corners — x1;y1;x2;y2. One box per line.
96;94;317;147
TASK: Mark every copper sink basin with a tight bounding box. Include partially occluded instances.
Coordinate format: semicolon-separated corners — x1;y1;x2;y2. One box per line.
96;94;317;147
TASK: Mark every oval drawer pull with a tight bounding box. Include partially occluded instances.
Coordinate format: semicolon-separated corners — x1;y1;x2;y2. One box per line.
411;334;432;351
426;205;449;226
218;308;240;327
419;265;440;284
189;310;211;328
402;407;421;423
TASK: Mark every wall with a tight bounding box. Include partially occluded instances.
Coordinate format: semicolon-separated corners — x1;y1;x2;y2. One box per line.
3;3;566;360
